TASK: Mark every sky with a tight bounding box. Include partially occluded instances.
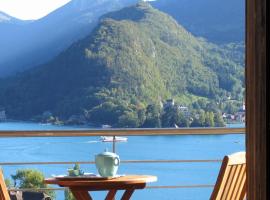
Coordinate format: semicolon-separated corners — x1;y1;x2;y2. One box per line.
0;0;71;20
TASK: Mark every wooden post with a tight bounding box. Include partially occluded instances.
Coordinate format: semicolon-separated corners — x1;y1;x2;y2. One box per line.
246;0;268;199
112;136;116;153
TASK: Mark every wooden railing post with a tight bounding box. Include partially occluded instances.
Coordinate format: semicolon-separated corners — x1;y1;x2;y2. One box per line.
246;0;268;199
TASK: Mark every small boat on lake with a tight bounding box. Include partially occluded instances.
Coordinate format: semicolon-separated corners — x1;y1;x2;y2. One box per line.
101;124;112;128
100;136;127;142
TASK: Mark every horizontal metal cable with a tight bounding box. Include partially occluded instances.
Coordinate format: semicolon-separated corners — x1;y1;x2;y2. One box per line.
0;127;245;137
8;188;65;192
8;184;214;192
0;159;222;166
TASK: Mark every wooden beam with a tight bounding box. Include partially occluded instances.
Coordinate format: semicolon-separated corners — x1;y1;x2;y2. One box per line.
0;128;245;137
246;0;267;199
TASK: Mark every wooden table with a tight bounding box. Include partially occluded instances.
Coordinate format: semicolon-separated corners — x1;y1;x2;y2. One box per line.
45;175;157;200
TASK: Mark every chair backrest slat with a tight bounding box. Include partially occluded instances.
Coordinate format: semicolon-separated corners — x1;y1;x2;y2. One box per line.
228;165;241;199
231;164;246;200
210;152;246;200
220;165;235;200
0;169;10;200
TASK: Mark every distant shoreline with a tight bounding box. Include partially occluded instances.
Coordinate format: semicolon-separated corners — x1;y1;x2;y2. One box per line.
0;121;245;130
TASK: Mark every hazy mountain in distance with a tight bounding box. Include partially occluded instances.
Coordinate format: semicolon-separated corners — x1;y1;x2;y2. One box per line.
0;0;137;77
0;11;25;23
151;0;245;44
0;12;33;72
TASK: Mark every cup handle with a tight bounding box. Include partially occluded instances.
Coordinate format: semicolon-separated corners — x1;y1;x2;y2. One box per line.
114;157;120;166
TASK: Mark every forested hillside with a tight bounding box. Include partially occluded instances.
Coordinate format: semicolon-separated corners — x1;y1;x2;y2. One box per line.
0;3;244;127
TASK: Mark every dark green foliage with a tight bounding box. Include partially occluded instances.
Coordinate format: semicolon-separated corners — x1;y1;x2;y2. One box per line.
142;104;161;128
214;113;226;127
205;112;215;127
0;3;244;127
11;169;55;199
118;111;140;128
161;106;179;128
4;178;12;187
190;110;205;127
177;112;190;127
161;104;189;128
65;189;75;200
224;101;240;114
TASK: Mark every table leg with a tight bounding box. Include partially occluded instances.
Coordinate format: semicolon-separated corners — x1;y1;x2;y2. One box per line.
70;189;93;200
121;189;135;200
105;190;117;200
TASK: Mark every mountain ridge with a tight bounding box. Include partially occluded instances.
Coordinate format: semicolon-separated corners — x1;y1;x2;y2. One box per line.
151;0;245;43
0;0;245;77
0;3;244;127
0;0;137;77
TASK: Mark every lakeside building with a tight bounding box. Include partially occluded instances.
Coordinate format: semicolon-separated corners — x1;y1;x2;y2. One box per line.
235;103;245;122
163;99;190;117
163;99;175;108
223;101;246;123
178;105;190;117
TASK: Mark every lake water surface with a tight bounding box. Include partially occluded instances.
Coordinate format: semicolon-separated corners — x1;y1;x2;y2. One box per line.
0;122;245;200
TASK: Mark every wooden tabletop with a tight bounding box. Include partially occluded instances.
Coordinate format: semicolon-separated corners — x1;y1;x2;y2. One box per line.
45;175;157;189
45;175;157;200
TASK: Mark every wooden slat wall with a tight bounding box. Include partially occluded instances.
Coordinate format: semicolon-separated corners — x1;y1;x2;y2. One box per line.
246;0;267;199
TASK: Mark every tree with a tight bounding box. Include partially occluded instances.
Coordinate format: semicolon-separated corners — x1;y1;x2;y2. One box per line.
190;110;205;127
214;113;226;127
224;102;238;114
160;104;191;127
205;112;215;127
142;104;161;128
196;99;208;110
161;105;182;128
117;111;140;128
137;107;146;127
65;189;75;200
177;112;190;127
5;178;12;188
206;101;220;113
11;169;55;199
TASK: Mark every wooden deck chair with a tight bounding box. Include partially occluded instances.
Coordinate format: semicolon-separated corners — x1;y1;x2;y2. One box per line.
0;169;10;200
210;152;246;200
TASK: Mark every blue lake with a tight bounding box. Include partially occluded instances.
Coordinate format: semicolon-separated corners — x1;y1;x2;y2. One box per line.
0;122;245;200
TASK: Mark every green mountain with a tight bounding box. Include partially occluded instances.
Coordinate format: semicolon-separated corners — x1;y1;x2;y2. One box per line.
0;3;244;126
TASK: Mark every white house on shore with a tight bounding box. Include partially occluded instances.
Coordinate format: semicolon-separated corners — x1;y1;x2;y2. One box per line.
178;105;190;117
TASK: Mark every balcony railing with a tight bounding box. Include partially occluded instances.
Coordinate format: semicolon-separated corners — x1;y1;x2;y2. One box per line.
0;127;245;196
